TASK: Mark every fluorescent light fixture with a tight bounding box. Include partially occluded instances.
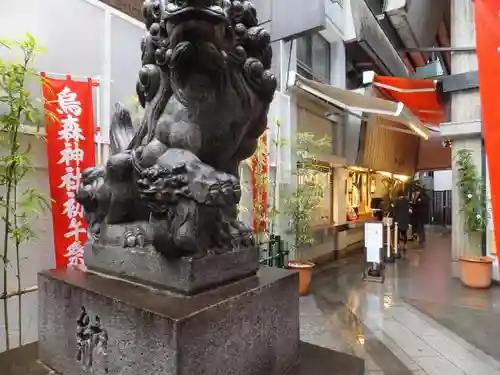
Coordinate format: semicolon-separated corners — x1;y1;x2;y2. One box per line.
394;174;410;182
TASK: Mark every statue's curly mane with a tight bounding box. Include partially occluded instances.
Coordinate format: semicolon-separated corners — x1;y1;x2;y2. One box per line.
77;0;277;259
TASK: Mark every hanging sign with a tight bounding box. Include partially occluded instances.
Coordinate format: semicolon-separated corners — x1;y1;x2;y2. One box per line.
474;0;500;271
42;75;96;267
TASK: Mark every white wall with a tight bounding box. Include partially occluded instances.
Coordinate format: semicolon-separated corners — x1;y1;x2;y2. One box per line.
385;0;447;51
433;169;452;191
0;0;145;352
343;0;357;42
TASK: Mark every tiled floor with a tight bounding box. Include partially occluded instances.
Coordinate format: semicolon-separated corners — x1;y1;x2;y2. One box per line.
2;228;500;375
301;229;500;375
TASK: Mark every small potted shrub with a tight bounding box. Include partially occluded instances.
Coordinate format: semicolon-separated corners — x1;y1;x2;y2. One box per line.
456;149;493;288
284;175;320;296
284;133;331;296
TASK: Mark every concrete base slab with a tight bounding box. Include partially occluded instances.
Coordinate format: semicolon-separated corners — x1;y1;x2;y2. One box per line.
2;341;364;375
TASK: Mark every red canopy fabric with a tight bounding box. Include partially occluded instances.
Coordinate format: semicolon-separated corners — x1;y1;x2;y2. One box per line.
372;75;445;125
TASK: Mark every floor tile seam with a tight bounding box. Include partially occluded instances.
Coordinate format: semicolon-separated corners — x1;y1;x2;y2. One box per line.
337;298;420;374
389;311;475;360
393;301;483;346
366;317;445;360
351;316;427;373
391;303;500;372
382;294;500;369
414;358;468;375
399;300;500;365
389;310;447;341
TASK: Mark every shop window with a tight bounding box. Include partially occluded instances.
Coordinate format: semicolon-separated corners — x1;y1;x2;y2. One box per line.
297;163;334;227
346;170;371;219
296;33;331;83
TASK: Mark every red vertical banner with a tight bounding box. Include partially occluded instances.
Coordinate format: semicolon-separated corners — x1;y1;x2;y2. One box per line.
251;131;268;233
475;0;500;269
42;76;96;267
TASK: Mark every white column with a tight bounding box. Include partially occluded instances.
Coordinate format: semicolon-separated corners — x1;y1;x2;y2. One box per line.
447;0;483;276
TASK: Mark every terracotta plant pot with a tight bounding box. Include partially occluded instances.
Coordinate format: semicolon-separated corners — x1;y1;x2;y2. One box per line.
459;256;494;289
288;260;315;296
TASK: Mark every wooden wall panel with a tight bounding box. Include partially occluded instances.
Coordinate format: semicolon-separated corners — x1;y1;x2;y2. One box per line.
416;137;452;171
361;116;419;176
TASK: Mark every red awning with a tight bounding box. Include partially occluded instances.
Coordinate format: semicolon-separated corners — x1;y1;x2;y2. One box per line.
372;75;445;125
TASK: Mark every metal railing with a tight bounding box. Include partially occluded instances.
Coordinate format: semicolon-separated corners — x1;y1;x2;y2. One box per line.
259;235;290;268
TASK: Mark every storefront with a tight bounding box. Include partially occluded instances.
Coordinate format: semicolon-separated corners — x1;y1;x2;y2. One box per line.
297;162;334;227
283;72;430;262
346;167;373;219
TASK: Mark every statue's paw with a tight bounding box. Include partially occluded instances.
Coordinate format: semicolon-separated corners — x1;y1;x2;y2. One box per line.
122;229;146;248
212;219;254;250
87;222;101;242
230;220;255;248
211;220;233;252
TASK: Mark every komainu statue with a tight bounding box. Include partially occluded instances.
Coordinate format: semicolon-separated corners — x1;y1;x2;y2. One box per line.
76;0;277;259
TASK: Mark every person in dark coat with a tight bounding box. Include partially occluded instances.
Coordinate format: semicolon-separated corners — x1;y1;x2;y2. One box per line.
393;190;411;250
412;189;429;246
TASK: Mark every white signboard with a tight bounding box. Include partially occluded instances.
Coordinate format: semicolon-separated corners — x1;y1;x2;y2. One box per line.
365;222;383;263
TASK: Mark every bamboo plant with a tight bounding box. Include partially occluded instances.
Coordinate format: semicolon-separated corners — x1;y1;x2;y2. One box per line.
240;121;331;256
455;149;486;256
0;34;51;350
284;132;332;249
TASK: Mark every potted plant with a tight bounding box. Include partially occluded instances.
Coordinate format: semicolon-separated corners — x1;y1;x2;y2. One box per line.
455;149;493;288
284;132;331;296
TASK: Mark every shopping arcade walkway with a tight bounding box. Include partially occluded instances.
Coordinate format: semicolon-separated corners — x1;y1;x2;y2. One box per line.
300;229;500;375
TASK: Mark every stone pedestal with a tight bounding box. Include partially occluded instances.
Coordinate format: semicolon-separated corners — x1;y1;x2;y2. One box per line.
37;236;365;375
85;242;260;295
37;265;365;375
39;267;300;375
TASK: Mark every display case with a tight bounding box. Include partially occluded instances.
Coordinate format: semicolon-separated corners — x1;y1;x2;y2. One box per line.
346;169;371;218
297;162;334;227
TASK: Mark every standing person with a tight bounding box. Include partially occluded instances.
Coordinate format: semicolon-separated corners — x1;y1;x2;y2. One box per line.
412;189;429;246
410;192;418;241
393;190;410;251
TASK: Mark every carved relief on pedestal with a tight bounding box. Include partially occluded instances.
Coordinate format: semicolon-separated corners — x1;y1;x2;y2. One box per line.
76;306;109;373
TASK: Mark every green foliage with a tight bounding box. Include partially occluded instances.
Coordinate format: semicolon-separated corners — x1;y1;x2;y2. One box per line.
284;132;332;248
455;149;486;245
295;132;332;162
0;33;50;350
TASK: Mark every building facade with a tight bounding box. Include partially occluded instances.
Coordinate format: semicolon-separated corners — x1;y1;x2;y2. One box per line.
245;0;451;262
